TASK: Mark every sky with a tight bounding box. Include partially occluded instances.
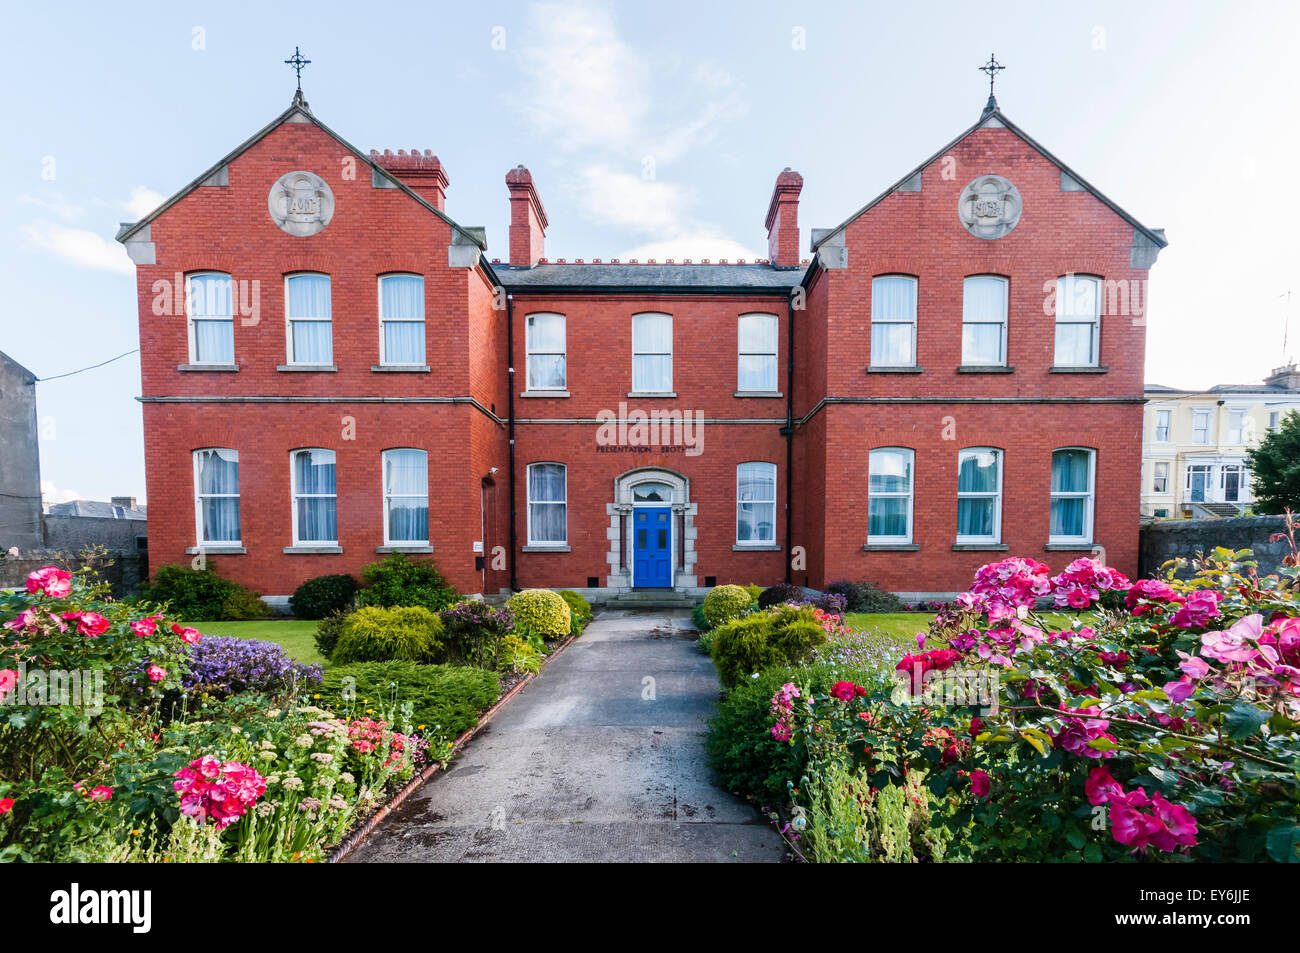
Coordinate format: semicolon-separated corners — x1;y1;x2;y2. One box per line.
2;0;1298;505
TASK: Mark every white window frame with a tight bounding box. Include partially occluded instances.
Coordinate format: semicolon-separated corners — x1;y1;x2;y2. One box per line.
956;447;1002;544
382;448;429;546
1269;411;1281;432
192;448;240;546
1154;409;1171;443
631;312;673;393
284;273;333;366
1053;274;1101;367
1049;447;1095;545
525;312;567;390
1191;409;1211;445
526;462;567;546
1226;408;1246;445
735;461;777;545
869;275;917;368
867;447;914;544
737;313;779;392
1152;461;1169;494
1220;464;1246;503
290;448;338;546
185;272;235;365
961;275;1008;366
377;274;426;366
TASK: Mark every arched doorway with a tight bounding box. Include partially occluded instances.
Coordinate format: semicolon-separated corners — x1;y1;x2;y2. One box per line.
604;468;698;591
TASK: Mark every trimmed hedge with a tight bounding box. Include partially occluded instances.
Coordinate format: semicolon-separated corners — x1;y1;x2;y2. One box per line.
330;605;445;665
320;661;500;738
139;563;269;622
710;605;829;688
757;582;805;609
290;573;359;620
357;553;459;613
701;584;753;628
825;579;905;613
507;589;571;639
558;590;592;634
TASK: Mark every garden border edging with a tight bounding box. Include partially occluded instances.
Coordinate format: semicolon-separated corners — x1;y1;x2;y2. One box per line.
325;628;581;863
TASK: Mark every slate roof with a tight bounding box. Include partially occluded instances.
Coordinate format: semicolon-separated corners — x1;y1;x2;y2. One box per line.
495;262;806;294
47;500;147;520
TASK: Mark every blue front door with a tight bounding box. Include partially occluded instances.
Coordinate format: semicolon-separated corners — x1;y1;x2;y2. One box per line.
633;506;672;588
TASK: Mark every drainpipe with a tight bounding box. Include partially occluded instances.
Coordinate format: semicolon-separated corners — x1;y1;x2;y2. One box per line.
783;291;796;584
507;293;519;592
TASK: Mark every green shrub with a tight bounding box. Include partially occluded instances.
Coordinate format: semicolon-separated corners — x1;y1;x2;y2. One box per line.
758;582;805;609
320;661;500;739
439;600;513;669
315;610;349;659
691;602;709;631
706;663;885;802
139;563;268;621
499;633;542;675
743;584;764;603
710;605;829;688
507;589;571;640
695;629;715;656
290;573;359;620
357;553;459;613
826;579;904;613
558;590;592;634
330;605;445;665
702;584;753;628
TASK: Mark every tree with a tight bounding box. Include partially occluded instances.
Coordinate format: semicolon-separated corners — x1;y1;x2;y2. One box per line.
1246;410;1300;514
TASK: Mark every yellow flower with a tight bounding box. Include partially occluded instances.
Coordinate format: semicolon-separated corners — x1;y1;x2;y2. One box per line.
313;693;320;699
131;829;142;837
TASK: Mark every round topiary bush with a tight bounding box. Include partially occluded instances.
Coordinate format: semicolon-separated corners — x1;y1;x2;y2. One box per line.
757;582;805;609
710;615;784;687
507;589;571;639
290;573;359;620
702;584;753;628
330;605;445;665
558;590;592;633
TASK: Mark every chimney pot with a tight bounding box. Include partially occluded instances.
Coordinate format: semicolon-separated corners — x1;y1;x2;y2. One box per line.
765;167;804;267
506;164;548;266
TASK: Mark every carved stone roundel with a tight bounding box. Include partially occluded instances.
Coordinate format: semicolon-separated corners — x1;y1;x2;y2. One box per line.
268;170;335;237
958;174;1022;240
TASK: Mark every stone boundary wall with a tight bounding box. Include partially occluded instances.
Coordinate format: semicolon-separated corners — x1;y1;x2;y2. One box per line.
1139;515;1291;580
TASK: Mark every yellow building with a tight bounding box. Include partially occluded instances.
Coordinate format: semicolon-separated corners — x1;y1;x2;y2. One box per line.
1142;364;1300;518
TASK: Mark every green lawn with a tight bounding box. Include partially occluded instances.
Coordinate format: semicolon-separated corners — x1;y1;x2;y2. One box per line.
191;619;326;666
845;610;1099;649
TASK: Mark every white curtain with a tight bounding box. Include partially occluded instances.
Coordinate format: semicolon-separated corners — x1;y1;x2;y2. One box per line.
196;448;240;542
527;313;567;388
288;275;332;364
868;449;911;538
188;274;234;364
381;276;425;364
962;277;1006;365
738;314;777;391
294;449;337;542
383;322;425;364
632;313;672;391
385;449;428;542
381;275;424;318
871;277;916;321
737;462;776;542
528;464;566;543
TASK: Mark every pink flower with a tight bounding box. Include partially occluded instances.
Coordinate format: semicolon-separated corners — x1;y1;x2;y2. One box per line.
88;786;113;802
131;615;161;638
3;608;40;632
1169;590;1224;629
829;681;863;702
62;611;110;637
1085;766;1124;805
0;669;17;699
173;758;266;829
147;665;167;682
1164;678;1196;703
0;798;13;815
170;622;202;644
970;770;992;797
1200;614;1264;663
25;566;72;598
1178;654;1210;679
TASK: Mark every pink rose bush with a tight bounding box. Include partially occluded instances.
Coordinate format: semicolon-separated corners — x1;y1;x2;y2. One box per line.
773;547;1300;862
174;756;267;829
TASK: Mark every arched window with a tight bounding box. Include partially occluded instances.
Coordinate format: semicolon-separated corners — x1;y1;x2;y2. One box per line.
868;448;913;542
736;462;777;544
957;448;1002;543
186;273;234;365
527;463;567;545
962;275;1007;366
1054;274;1100;367
379;274;426;365
285;274;333;365
1050;448;1095;543
526;312;567;389
631;312;673;393
737;313;778;391
291;448;337;545
870;276;917;368
382;449;428;544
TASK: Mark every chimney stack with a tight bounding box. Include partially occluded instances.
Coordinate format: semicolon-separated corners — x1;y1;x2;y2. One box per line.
765;167;803;268
370;150;449;211
110;496;137;510
506;165;548;267
1265;362;1300;391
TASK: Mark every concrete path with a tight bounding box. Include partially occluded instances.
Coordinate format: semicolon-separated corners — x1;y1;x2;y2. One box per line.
345;608;782;863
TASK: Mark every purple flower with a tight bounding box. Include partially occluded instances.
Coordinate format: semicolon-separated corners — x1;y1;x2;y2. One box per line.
183;636;322;696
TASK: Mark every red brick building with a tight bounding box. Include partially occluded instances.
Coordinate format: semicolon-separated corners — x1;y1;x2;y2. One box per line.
117;89;1165;606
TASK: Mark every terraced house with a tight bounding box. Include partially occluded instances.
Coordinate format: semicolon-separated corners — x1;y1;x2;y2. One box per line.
117;85;1165;605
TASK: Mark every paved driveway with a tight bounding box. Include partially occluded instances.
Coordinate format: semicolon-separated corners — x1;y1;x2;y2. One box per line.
345;608;782;862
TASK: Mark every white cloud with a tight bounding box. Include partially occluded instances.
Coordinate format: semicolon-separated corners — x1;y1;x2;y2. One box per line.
40;481;81;506
618;234;763;262
20;220;134;274
575;165;696;233
18;192;82;221
123;186;164;220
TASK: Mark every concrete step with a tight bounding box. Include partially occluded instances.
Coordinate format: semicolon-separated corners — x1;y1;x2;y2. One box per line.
604;591;698;609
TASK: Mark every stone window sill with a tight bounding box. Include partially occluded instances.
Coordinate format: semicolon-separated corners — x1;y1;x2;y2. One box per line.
957;365;1014;373
1044;542;1096;551
283;545;343;554
867;365;923;374
178;363;239;372
863;542;919;551
186;545;246;554
376;545;434;553
733;544;781;551
1049;365;1108;373
733;391;783;398
520;390;570;398
372;364;430;373
278;364;338;372
521;544;571;553
952;542;1009;551
627;392;676;398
